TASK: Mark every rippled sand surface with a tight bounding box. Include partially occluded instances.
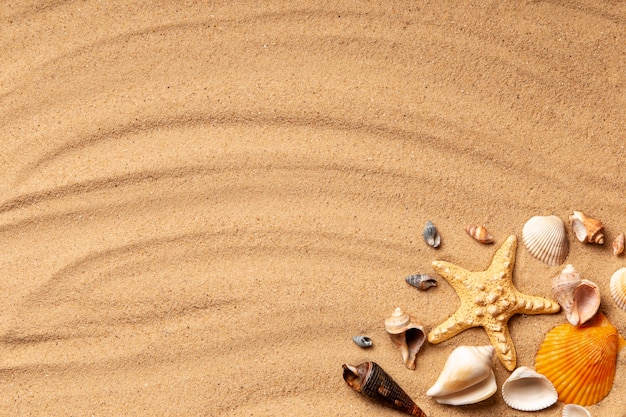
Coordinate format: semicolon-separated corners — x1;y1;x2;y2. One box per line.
1;2;625;416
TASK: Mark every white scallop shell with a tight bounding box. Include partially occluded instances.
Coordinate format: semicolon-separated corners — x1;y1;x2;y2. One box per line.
501;366;557;411
522;215;569;265
426;345;496;405
562;404;592;417
609;267;626;311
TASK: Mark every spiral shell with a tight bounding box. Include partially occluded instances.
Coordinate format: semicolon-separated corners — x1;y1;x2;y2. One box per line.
522;215;569;265
569;211;604;244
612;233;624;256
609;267;626;311
562;404;592;417
423;220;441;248
501;366;557;411
535;312;626;406
342;361;427;416
465;224;494;243
384;307;426;370
405;274;437;291
352;335;373;348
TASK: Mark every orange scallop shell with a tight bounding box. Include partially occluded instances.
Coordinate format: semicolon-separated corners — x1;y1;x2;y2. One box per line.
535;312;626;406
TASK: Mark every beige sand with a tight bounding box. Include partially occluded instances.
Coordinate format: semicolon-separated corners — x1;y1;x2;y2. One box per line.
1;1;625;416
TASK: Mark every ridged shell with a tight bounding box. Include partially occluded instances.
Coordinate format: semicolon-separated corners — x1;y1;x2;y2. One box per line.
405;274;437;291
569;211;604;244
423;220;441;248
612;233;624;256
352;335;373;348
535;312;626;406
384;307;425;370
465;224;494;243
426;345;496;405
342;362;427;416
522;215;569;265
501;366;557;411
609;267;626;311
562;404;592;417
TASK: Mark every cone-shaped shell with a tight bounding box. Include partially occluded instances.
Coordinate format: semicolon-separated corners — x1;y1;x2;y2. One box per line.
501;366;557;411
535;312;626;406
426;345;496;405
522;215;569;265
562;404;592;417
405;274;437;291
342;362;427;416
384;307;426;370
609;267;626;311
465;224;494;243
423;220;441;248
612;233;624;256
569;211;604;244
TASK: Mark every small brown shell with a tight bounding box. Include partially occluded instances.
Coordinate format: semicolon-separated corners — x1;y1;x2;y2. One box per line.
569;211;604;244
405;274;437;290
465;225;494;244
384;307;426;370
612;233;624;256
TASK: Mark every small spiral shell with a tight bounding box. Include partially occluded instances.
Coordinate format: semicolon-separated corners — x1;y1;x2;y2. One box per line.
423;220;441;248
612;233;624;256
405;274;437;290
352;335;373;348
465;224;494;244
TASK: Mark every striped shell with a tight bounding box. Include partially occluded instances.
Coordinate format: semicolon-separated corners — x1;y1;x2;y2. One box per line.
562;404;592;417
609;267;626;310
423;220;441;248
501;366;557;411
522;215;569;265
405;274;437;291
569;211;604;244
465;224;494;243
535;312;626;406
612;233;624;256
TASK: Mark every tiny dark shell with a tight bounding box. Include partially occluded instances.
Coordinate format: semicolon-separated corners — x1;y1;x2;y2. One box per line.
422;220;441;248
342;361;427;416
405;274;437;291
352;335;373;348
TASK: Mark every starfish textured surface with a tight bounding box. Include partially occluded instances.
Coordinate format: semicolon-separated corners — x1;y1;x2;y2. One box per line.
427;235;560;371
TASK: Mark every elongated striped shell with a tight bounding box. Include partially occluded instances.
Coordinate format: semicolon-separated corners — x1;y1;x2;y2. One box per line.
609;267;626;311
405;274;437;291
522;215;569;265
501;366;557;411
562;404;592;417
535;312;626;406
465;224;494;243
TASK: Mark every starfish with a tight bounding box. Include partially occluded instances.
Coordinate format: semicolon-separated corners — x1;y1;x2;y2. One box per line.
427;235;560;371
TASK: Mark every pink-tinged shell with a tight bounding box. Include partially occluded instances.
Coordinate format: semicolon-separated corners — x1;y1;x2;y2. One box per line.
465;224;494;243
552;264;582;324
612;233;624;256
522;215;569;265
535;312;626;406
609;267;626;311
562;404;592;417
384;307;426;370
569;211;604;244
501;366;557;411
552;265;600;326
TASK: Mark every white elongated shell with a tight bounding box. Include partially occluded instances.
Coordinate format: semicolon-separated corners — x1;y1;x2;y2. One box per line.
426;345;496;405
562;404;592;417
502;366;557;411
609;267;626;311
522;215;569;265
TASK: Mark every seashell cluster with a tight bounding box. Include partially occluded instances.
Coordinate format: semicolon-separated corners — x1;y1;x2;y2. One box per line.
352;335;373;348
426;345;497;405
612;233;624;256
569;211;604;244
535;312;626;406
405;274;437;291
609;267;626;311
384;307;426;370
501;366;557;411
551;264;600;326
562;404;592;417
522;215;569;265
423;220;441;248
342;361;427;416
465;224;494;243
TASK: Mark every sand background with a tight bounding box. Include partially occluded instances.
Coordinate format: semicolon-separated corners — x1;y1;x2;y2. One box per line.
1;1;625;416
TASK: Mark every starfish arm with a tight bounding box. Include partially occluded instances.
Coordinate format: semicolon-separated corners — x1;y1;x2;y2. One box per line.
428;309;476;344
431;261;472;294
483;319;517;371
512;292;560;315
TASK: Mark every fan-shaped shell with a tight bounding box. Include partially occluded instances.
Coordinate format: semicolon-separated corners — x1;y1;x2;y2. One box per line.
384;307;425;370
609;267;626;311
522;215;569;265
535;312;626;406
426;345;496;405
465;224;494;243
423;220;441;248
569;211;604;244
501;366;557;411
562;404;592;417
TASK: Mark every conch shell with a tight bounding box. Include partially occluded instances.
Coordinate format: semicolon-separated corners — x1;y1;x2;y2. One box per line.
384;307;426;370
551;264;600;326
501;366;557;411
569;211;604;244
342;361;427;416
465;224;494;243
426;345;497;405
